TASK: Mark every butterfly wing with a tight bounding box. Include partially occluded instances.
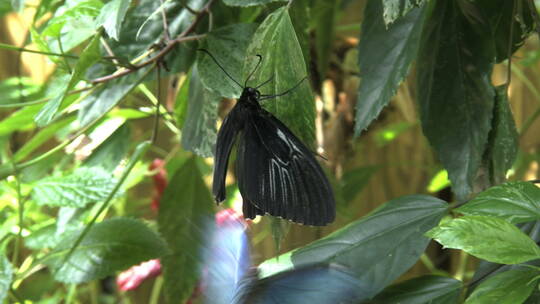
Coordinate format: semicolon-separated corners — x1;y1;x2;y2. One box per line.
240;264;367;304
212;105;243;202
236;110;335;226
202;218;251;304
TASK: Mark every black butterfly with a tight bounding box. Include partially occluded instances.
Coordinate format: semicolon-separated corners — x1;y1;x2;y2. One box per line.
200;49;335;226
201;213;365;304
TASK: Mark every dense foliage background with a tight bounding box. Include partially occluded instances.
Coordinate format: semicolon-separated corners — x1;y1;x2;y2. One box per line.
1;0;540;303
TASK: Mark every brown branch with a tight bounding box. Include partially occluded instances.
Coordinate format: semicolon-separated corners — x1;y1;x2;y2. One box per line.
91;0;214;84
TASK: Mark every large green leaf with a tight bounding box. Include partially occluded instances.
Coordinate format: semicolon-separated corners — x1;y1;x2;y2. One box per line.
260;195;447;298
355;0;426;135
0;252;13;303
457;182;540;224
485;86;519;184
465;268;539;304
181;66;219;157
96;0;132;41
44;217;168;283
25;207;87;250
244;6;315;144
158;157;214;303
83;123;131;171
427;216;540;264
416;1;495;201
382;0;425;25
369;275;462;304
197;23;258;98
78;67;151;127
35;34;101;126
32;167;118;208
223;0;285;7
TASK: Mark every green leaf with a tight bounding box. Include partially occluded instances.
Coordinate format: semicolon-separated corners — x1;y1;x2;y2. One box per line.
197;23;258;98
457;182;540;224
181;66;219;157
41;0;103;52
260;195;447;298
370;275;462;304
312;0;337;79
32;167;118;208
382;0;425;25
14;116;75;162
96;0;132;40
35;34;101;126
355;0;426;134
158;157;214;303
417;1;496;201
245;6;315;144
78;67;151;127
465;268;539;304
288;0;311;71
427;169;450;193
223;0;286;7
0;104;41;136
427;215;540;264
44;217;168;283
461;0;535;63
83;123;131;171
0;252;13;303
25;207;87;250
174;74;190;129
486;85;519;184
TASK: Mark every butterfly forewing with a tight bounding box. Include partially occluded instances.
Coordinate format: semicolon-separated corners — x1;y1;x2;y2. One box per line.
212;107;243;202
236;110;335;226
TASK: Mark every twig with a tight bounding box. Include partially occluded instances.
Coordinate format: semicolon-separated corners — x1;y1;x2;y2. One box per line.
0;42;79;58
152;64;162;144
505;0;517;89
91;0;215;84
160;0;171;41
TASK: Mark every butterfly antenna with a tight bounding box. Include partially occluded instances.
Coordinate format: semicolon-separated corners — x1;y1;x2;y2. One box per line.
244;54;263;87
260;76;307;100
198;49;243;88
254;75;274;89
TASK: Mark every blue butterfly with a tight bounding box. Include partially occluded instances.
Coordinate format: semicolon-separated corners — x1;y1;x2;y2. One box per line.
201;216;367;304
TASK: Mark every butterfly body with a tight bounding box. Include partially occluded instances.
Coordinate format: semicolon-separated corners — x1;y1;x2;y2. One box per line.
212;86;336;226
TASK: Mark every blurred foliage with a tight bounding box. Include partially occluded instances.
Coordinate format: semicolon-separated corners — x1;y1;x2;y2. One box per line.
0;0;540;303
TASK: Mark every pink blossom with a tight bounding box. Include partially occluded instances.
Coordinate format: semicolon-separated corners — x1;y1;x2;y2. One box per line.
116;259;162;291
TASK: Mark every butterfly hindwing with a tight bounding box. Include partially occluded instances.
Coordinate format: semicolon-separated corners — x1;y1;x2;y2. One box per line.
203;219;251;304
237;109;335;226
241;264;365;304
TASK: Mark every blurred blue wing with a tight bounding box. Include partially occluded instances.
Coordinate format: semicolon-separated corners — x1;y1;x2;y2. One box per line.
202;221;251;304
238;264;368;304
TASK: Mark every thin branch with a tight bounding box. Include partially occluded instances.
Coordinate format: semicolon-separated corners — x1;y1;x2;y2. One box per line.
0;42;79;58
91;0;215;84
160;0;171;41
152;64;162;144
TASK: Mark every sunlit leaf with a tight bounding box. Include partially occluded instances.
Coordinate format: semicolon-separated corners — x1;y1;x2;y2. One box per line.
427;170;450;193
197;23;258;98
245;6;315;144
32;167;118;208
382;0;425;25
457;182;540;224
45;217;169;283
96;0;132;40
465;268;539;304
427;216;540;264
181;66;219;157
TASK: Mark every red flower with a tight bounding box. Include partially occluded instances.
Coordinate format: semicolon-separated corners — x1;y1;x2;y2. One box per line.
116;259;162;291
